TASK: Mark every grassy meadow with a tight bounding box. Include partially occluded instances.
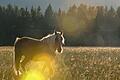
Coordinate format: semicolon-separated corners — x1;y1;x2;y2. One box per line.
0;47;120;80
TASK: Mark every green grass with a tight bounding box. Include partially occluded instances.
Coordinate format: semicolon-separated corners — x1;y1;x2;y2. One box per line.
0;47;120;80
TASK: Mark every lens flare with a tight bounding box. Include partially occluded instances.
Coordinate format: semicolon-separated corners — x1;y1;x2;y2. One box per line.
62;16;80;36
21;70;45;80
32;54;55;76
21;53;55;80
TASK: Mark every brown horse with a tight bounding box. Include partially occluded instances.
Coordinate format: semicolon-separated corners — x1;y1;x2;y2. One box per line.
14;31;65;76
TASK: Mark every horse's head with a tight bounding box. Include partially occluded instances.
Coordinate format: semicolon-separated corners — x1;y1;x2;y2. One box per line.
41;30;65;53
55;31;65;53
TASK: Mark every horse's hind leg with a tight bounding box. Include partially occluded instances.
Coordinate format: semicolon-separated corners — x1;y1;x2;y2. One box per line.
15;53;21;76
42;61;54;76
21;56;31;72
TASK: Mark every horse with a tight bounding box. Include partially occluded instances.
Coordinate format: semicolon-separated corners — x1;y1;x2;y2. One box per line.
14;31;65;76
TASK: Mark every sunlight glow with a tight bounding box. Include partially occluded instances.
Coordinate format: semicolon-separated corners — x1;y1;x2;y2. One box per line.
21;70;45;80
21;53;55;80
61;15;88;36
62;16;80;36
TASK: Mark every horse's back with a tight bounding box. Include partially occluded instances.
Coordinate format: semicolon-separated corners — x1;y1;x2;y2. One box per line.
14;37;50;56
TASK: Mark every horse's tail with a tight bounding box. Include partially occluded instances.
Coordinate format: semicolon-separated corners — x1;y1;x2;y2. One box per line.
14;37;21;45
14;37;21;76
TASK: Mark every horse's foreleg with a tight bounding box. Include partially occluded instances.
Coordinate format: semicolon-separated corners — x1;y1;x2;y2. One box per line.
15;55;21;76
48;62;54;76
42;62;54;76
21;56;31;72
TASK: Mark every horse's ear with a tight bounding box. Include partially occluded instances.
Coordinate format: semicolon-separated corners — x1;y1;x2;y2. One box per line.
60;32;63;35
55;31;57;35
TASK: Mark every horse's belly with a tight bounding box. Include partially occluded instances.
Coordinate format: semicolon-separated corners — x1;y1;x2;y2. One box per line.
22;46;50;56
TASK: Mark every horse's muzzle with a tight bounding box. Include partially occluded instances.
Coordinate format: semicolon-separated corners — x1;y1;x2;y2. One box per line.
57;47;62;53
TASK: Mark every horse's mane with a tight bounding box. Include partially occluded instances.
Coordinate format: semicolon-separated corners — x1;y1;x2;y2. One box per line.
40;32;65;45
15;31;65;45
40;33;55;41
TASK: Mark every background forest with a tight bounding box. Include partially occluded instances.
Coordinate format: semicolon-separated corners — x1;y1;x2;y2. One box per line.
0;4;120;46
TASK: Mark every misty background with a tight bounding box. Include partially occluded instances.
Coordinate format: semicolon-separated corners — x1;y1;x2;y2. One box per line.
0;0;120;46
0;0;119;11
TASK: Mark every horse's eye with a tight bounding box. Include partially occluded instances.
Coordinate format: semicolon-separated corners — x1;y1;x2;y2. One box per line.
61;37;63;40
61;38;62;41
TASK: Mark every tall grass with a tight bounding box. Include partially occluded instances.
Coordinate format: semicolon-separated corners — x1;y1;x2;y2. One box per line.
0;47;120;80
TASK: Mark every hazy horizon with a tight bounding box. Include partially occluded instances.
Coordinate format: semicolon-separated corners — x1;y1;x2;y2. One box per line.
0;0;120;11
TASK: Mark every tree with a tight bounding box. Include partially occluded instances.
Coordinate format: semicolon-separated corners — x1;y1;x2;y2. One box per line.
44;4;55;32
58;8;62;16
117;6;120;17
96;6;105;26
107;6;115;17
31;6;37;17
68;4;77;16
36;6;42;17
45;4;53;17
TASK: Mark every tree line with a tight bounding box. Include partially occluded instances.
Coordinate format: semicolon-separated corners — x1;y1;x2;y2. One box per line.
0;4;120;46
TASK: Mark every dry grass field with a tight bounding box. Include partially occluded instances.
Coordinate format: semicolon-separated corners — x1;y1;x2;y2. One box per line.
0;46;120;80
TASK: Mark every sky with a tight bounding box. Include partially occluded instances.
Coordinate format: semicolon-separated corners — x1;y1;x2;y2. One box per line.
0;0;120;11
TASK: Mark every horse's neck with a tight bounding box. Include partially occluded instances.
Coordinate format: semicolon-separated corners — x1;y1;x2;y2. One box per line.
42;35;55;43
41;35;56;52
